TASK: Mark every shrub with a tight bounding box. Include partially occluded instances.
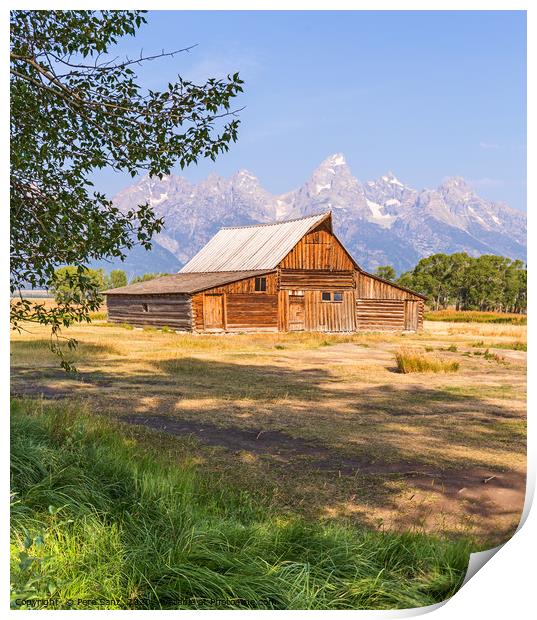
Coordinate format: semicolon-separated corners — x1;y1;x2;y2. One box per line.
395;348;459;374
472;341;526;352
88;310;107;321
483;349;506;364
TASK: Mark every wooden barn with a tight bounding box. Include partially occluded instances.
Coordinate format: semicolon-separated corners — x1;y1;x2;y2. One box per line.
104;212;426;333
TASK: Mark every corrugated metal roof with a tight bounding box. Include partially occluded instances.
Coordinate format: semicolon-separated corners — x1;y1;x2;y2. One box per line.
104;270;274;296
180;212;332;273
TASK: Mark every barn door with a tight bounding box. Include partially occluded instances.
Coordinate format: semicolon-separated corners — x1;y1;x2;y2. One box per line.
404;301;419;331
288;296;305;331
204;294;225;329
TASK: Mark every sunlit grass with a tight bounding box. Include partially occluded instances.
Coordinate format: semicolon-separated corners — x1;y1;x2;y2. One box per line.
10;399;472;610
471;341;526;352
425;310;526;325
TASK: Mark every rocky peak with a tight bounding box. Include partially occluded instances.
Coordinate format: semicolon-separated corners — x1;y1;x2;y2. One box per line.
439;176;475;201
232;169;260;184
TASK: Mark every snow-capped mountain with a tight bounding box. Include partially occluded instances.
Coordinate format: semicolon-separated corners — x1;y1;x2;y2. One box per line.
101;153;526;276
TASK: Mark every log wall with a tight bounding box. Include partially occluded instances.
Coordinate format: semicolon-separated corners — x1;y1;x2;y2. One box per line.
355;271;424;331
279;269;354;289
107;294;193;330
355;299;424;331
355;299;406;331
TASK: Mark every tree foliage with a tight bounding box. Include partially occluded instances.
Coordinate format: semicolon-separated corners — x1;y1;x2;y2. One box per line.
10;10;244;364
396;253;526;313
130;272;169;284
373;265;396;282
51;266;106;305
107;269;127;290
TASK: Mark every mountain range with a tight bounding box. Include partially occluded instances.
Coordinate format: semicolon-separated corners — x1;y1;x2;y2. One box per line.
93;153;526;276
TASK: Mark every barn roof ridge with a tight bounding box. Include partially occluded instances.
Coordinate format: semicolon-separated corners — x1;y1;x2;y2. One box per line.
220;211;331;230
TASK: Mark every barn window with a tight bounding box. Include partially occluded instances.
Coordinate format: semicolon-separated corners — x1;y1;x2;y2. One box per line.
255;277;267;292
142;303;148;312
321;291;331;301
333;292;343;302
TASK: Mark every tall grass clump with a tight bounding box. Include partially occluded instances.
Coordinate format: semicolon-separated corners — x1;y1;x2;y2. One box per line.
88;310;107;321
395;348;459;374
10;399;472;610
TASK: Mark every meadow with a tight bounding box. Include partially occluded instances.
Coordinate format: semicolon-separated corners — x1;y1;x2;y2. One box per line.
10;315;527;609
424;309;526;324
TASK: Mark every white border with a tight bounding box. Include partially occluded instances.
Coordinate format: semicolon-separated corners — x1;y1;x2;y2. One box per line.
3;1;533;616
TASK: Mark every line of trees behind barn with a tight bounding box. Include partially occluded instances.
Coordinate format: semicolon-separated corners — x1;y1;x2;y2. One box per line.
374;253;527;313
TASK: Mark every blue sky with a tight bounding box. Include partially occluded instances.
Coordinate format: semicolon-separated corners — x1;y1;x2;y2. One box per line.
96;10;527;211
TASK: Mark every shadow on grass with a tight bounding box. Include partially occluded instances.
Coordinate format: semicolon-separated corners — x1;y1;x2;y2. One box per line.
11;353;526;544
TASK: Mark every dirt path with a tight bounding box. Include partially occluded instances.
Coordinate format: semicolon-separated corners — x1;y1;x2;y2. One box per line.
120;411;526;529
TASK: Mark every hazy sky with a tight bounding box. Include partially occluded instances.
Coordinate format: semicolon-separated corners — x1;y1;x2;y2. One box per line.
94;10;527;211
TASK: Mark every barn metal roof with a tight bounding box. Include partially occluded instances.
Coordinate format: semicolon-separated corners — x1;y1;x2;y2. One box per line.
180;212;332;273
104;270;274;296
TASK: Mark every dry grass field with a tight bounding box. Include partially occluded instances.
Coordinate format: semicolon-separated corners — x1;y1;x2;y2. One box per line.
11;317;526;548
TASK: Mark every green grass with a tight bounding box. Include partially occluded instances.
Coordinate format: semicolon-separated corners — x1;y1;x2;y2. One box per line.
10;399;472;610
425;310;526;325
471;349;507;364
395;348;460;374
471;341;526;352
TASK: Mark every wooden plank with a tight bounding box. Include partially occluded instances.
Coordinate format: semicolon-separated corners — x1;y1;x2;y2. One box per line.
356;272;423;301
279;224;355;270
280;269;354;289
355;298;406;331
204;294;224;328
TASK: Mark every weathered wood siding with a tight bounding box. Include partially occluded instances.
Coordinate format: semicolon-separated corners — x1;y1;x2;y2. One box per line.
192;294;204;331
203;273;278;295
355;271;424;332
355;298;424;331
305;290;355;331
277;289;355;332
355;299;406;331
107;294;193;329
279;269;354;289
226;294;278;330
357;272;423;301
191;273;278;332
279;225;355;271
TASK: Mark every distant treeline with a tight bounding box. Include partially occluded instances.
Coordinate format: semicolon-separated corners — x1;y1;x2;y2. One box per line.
374;253;526;313
49;268;171;303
